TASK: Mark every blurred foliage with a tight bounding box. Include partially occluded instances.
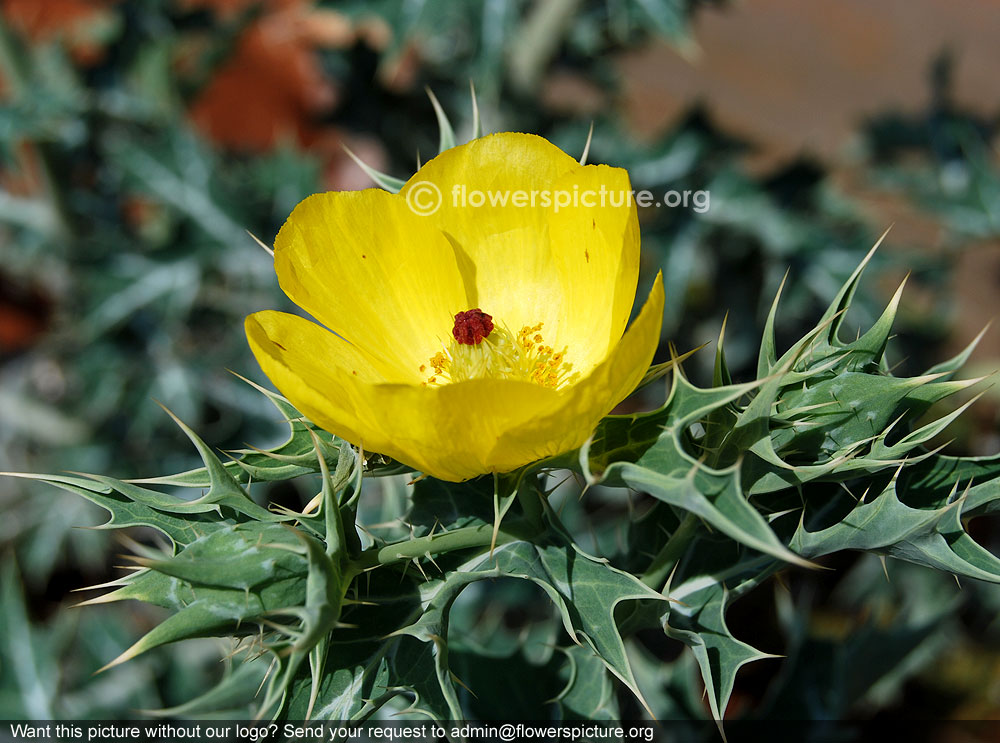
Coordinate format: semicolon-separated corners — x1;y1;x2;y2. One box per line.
0;560;242;719
0;0;996;726
865;53;1000;242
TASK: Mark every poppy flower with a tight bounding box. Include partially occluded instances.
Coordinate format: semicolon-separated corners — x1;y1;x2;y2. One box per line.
246;133;664;481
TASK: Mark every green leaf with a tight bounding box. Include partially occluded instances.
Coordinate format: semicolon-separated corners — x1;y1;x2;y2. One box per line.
393;538;666;717
554;645;620;720
407;477;495;537
1;472;227;547
133;402;407;490
145;406;294;522
790;470;1000;583
150;659;269;717
137;523;307;590
897;452;1000;515
664;545;778;722
585;372;809;567
281;572;437;720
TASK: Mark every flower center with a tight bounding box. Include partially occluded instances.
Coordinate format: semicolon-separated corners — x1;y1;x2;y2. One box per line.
420;311;578;389
452;308;494;345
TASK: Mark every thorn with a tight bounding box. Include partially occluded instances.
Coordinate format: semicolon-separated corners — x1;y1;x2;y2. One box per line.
469;79;482;138
302;493;322;514
246;230;274;257
411;557;429;583
450;671;478;699
95;641;143;675
342;144;403;191
839;482;859;503
424;551;442;574
425;86;455;153
340;598;378;607
225;369;292;402
580;121;594;165
255;656;277;698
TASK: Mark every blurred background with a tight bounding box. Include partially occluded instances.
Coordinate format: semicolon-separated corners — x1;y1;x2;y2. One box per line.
0;0;998;722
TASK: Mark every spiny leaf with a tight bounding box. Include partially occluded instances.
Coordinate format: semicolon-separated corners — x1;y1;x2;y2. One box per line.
137;523;306;590
923;322;992;379
584;371;808;567
757;270;788;378
258;524;348;718
585;371;759;479
789;470;1000;583
664;545;779;723
133;396;406;489
813;230;888;351
101;589;282;672
1;472;225;547
553;645;619;720
281;571;435;721
70;474;224;515
394;539;666;717
147;658;269;717
898;451;1000;515
258;435;358;719
743;376;982;496
634;342;707;392
150;405;285;522
612;461;811;568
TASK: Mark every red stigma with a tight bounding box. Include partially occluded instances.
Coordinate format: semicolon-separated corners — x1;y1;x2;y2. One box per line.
452;308;494;345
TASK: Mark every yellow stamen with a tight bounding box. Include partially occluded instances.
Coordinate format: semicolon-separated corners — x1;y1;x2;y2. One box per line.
423;319;577;389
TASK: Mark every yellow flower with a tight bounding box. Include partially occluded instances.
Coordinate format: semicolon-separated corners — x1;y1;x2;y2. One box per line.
246;132;664;482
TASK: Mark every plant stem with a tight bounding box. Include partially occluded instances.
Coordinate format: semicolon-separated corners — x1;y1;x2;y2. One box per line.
513;472;543;528
352;523;528;571
640;512;700;590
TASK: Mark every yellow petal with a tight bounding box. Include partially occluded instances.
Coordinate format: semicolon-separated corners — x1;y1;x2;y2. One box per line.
548;163;640;371
246;273;664;482
493;272;665;467
247;309;559;481
400;133;639;376
273;188;470;381
372;378;562;481
246;310;390;446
